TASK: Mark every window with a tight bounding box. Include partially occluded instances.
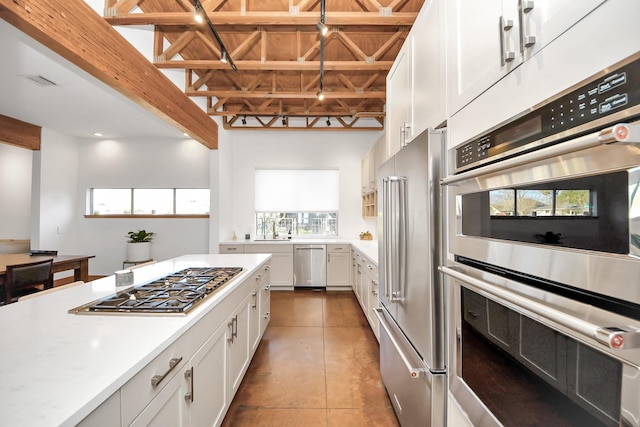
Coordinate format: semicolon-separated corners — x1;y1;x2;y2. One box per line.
89;188;209;216
254;169;339;237
489;189;594;217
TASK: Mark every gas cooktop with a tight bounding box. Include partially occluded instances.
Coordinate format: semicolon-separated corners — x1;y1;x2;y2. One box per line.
69;267;243;315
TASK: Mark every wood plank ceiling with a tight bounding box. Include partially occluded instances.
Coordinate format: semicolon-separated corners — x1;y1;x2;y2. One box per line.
103;0;425;130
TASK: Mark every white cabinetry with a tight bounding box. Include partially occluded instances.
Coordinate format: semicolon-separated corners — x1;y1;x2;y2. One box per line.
122;261;271;427
242;244;294;289
219;244;243;254
385;46;411;160
351;248;379;341
326;244;351;289
447;0;606;115
385;0;445;161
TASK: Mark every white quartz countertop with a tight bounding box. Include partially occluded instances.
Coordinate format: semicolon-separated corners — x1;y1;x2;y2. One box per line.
0;254;270;427
221;238;378;265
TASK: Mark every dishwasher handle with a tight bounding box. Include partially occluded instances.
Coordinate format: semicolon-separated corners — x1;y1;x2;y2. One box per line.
295;245;326;250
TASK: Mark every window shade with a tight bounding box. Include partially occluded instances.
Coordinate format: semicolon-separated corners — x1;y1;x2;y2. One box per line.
255;169;339;211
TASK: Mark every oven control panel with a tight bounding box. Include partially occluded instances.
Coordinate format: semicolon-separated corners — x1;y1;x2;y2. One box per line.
456;54;640;173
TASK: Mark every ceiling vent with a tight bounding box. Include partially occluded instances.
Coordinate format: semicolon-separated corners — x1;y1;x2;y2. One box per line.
22;74;58;87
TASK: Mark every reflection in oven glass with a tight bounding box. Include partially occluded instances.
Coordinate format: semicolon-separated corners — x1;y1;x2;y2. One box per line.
461;288;621;427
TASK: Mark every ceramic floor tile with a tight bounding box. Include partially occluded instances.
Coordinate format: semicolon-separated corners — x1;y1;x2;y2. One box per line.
223;290;399;426
324;327;391;409
222;407;328;427
323;292;369;328
327;408;400;427
270;290;324;327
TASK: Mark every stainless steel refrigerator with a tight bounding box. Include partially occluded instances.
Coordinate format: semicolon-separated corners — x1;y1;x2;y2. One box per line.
375;129;446;427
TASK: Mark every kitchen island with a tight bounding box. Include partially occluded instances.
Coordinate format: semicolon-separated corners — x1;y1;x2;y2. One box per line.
0;253;271;426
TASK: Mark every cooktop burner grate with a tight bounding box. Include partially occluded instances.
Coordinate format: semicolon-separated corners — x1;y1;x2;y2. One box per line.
69;267;243;315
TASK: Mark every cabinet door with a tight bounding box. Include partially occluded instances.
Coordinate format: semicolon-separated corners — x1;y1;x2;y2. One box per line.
386;45;411;160
366;273;380;340
190;324;228;427
130;364;190;427
519;0;606;61
219;244;243;254
447;0;519;115
249;285;262;353
361;154;370;195
260;282;271;336
409;0;445;139
227;297;251;397
327;251;351;288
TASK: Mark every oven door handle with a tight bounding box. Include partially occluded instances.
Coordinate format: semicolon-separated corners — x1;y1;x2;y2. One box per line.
442;122;640;185
440;266;640;350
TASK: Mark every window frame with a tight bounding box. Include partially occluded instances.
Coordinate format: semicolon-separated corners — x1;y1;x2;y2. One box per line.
85;188;210;218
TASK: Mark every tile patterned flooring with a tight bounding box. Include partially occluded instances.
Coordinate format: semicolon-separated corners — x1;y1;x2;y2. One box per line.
222;290;400;427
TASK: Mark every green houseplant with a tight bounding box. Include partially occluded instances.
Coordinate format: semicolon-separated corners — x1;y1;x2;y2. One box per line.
126;229;154;262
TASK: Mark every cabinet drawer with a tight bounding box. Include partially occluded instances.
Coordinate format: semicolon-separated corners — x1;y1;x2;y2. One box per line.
220;244;243;253
121;333;191;426
327;244;350;253
244;243;293;254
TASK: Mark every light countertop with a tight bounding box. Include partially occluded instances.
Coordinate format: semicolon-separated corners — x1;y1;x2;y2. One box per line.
220;238;379;265
0;253;270;427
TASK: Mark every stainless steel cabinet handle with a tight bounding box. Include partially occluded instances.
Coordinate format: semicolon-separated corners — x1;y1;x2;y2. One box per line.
264;312;270;319
499;16;515;66
184;367;194;403
151;356;183;388
256;274;263;281
227;315;238;343
518;0;536;52
263;284;270;292
264;265;271;270
328;253;331;262
226;247;237;251
252;292;257;309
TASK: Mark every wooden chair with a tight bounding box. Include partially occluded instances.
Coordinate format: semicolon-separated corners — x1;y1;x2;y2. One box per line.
18;280;84;301
4;259;53;304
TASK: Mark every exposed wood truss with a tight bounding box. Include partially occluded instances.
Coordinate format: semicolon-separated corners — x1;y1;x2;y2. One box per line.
103;0;424;130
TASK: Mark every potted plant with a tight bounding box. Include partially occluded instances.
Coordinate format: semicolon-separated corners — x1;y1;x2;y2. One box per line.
126;229;154;262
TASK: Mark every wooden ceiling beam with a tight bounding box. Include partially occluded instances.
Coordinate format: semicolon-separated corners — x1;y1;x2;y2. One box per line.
0;115;41;150
105;11;419;26
0;0;219;148
157;60;393;71
189;90;385;99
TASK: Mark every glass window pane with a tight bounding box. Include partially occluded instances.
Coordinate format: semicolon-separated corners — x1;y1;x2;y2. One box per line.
133;189;173;215
92;189;131;214
555;190;591;216
516;190;553;216
490;189;515;216
176;189;210;214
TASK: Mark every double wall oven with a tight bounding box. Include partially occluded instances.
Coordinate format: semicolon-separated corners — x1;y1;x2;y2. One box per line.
442;52;640;426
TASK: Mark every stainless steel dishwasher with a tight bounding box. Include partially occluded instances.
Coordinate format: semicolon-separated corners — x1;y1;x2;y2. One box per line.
293;244;327;288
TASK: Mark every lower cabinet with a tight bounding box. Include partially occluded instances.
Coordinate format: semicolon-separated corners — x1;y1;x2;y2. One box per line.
351;248;380;341
103;261;272;427
326;244;351;288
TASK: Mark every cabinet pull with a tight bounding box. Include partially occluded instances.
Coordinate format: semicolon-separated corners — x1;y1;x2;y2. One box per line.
227;247;237;251
264;265;271;271
256;274;263;281
184;367;194;403
263;284;271;292
264;312;270;319
232;315;238;340
499;16;515;66
151;356;183;388
227;317;236;343
328;253;331;262
252;292;258;309
518;0;536;52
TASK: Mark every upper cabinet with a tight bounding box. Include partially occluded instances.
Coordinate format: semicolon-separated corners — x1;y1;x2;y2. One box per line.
386;0;445;161
447;0;607;116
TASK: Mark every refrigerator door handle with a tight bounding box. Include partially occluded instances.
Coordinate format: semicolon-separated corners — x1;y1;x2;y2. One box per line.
385;176;407;302
375;308;427;378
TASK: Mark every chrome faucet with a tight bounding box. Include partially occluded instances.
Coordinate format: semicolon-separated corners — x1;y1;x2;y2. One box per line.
272;221;278;239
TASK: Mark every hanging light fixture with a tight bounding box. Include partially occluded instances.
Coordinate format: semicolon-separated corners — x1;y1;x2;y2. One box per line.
241;116;247;125
326;117;331;126
193;0;237;71
317;0;326;101
281;116;287;126
316;22;328;37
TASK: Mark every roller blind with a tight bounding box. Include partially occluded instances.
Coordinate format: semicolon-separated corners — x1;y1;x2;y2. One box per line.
255;169;339;211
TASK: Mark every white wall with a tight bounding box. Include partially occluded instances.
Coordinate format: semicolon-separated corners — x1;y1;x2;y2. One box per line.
76;137;211;275
33;129;80;255
228;130;380;241
0;143;32;239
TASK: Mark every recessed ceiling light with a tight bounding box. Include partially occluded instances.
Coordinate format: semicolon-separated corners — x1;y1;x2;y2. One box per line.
93;132;103;137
